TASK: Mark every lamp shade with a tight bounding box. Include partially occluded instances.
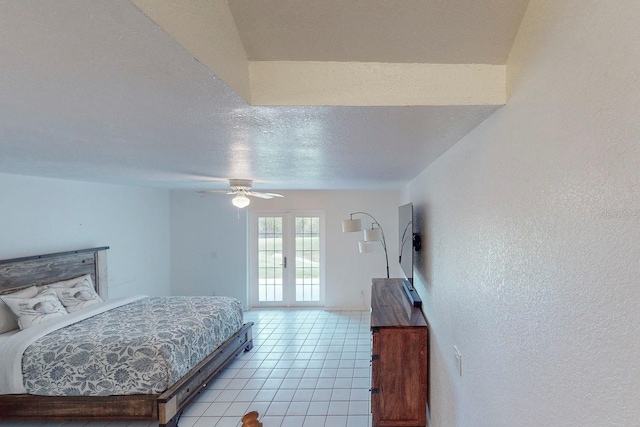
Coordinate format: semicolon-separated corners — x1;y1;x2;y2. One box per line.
232;194;250;208
358;241;376;253
342;218;362;233
364;227;382;242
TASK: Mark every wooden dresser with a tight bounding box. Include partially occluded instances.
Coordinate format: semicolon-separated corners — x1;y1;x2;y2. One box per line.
370;278;428;427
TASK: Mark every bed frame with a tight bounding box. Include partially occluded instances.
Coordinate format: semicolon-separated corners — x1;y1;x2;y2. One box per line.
0;247;253;426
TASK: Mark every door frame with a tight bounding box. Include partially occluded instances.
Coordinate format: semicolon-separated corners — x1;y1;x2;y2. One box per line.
248;210;325;308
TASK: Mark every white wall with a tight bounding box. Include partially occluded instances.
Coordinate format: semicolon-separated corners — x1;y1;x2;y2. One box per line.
403;1;640;426
170;191;249;301
0;173;171;298
170;190;401;309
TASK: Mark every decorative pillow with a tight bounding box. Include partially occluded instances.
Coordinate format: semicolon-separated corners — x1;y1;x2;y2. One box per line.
0;289;67;330
49;282;103;313
0;286;39;334
40;274;93;290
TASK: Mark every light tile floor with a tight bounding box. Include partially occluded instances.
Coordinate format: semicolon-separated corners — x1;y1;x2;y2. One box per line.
7;310;372;427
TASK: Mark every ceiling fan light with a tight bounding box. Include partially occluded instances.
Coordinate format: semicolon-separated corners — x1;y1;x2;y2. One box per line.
232;194;250;208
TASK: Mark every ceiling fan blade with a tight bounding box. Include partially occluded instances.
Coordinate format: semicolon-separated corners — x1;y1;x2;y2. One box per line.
197;190;235;195
247;191;284;199
247;191;274;199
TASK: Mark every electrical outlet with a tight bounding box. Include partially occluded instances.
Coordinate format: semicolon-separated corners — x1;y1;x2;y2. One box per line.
454;346;463;376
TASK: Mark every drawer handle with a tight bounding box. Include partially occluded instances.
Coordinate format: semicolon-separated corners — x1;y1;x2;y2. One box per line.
371;354;380;361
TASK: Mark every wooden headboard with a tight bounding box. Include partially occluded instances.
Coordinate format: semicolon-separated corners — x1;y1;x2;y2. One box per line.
0;247;109;298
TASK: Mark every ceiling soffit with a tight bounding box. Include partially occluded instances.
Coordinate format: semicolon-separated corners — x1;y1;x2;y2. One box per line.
132;0;510;107
228;0;529;65
132;0;251;102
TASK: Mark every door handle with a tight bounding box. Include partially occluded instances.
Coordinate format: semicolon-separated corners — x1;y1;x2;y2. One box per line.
282;256;287;268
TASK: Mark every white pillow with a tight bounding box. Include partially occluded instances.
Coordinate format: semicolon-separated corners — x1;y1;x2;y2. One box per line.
0;286;39;334
49;282;103;313
0;289;67;330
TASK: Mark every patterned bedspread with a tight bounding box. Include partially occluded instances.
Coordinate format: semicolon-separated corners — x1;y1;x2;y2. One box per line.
21;296;243;396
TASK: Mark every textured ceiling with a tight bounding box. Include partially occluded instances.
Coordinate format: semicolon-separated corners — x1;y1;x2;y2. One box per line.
0;0;527;191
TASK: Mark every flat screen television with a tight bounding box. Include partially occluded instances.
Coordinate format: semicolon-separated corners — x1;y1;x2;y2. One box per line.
398;203;422;306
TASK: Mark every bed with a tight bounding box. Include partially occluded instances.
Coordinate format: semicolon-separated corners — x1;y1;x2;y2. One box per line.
0;247;253;426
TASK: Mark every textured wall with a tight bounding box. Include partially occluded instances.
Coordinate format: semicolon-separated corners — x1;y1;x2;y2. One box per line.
170;191;249;302
403;0;640;425
0;173;171;298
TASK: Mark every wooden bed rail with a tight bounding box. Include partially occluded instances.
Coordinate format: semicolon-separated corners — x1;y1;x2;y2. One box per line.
159;322;254;426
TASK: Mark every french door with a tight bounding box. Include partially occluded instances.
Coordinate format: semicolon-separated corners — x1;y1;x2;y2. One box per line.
249;211;324;308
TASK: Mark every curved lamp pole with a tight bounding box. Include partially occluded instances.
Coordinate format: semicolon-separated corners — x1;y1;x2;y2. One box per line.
342;211;390;279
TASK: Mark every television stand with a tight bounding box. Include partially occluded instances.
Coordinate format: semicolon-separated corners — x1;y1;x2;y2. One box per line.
370;278;428;427
402;279;422;307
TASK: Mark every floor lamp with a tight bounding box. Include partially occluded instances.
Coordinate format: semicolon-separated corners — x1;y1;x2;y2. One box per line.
342;211;390;279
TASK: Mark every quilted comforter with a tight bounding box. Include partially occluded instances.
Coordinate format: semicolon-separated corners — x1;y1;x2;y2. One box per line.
19;296;243;396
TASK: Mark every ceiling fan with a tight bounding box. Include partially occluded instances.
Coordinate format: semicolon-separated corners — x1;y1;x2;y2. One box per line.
197;179;283;208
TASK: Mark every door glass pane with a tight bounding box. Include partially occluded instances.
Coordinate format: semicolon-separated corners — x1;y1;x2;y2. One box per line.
258;217;283;302
295;217;320;302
